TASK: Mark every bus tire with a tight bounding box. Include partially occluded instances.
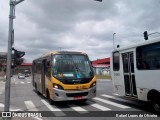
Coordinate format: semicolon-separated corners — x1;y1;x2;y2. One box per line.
46;89;53;105
149;91;160;113
151;97;160;113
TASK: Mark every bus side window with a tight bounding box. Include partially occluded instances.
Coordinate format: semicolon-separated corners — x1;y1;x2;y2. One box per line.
113;52;120;71
136;42;160;70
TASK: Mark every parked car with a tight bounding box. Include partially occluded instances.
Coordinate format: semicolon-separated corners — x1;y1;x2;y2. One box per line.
18;73;25;79
24;73;29;77
23;70;31;77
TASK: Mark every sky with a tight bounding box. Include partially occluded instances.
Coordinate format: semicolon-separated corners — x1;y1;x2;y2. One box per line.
0;0;160;62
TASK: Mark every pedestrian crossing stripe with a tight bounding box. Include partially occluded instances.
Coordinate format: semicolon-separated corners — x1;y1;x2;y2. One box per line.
1;94;132;115
101;94;114;98
91;103;111;111
41;100;66;116
20;81;25;84
0;82;5;95
93;97;130;109
41;100;62;111
113;93;120;96
101;94;131;103
23;96;130;112
68;104;89;114
24;101;38;111
14;81;31;84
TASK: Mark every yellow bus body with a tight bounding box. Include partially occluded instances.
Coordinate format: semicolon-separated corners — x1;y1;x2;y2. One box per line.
32;51;96;102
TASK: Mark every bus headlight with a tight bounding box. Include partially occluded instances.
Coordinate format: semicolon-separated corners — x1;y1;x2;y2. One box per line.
53;83;64;90
90;81;96;88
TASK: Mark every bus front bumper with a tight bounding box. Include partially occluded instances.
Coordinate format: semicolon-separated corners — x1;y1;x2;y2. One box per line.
52;86;96;101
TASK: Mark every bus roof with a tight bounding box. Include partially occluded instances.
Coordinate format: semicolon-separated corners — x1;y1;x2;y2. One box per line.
34;51;87;61
112;37;160;52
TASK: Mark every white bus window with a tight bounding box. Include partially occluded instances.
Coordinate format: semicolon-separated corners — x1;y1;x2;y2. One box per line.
113;52;120;71
122;54;129;73
136;42;160;70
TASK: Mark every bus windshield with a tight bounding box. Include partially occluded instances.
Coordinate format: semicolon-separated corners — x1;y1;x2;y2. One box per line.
52;54;93;82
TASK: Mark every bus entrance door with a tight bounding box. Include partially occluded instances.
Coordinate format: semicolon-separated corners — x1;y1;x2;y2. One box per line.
122;52;137;97
41;60;46;95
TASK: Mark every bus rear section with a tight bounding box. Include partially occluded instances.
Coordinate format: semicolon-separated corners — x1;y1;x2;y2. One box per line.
111;39;160;113
32;52;96;103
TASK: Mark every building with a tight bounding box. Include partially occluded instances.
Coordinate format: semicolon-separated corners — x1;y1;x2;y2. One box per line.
92;58;110;75
13;63;32;74
0;52;32;77
0;52;7;78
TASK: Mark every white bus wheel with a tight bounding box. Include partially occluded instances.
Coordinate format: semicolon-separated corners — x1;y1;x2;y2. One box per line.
151;98;160;113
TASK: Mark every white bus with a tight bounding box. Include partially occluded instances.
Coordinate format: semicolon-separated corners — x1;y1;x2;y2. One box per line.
111;38;160;113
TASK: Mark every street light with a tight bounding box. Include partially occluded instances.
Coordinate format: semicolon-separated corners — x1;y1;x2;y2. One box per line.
4;0;25;114
113;33;116;50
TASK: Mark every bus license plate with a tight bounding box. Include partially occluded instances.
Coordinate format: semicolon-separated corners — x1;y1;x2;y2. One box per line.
74;96;82;100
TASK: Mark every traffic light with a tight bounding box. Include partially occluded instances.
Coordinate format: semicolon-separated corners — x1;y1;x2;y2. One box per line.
144;31;148;40
13;48;25;66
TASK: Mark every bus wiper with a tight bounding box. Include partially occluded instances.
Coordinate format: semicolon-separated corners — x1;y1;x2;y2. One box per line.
70;55;85;78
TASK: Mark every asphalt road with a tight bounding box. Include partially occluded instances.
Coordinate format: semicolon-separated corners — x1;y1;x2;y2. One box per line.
0;76;159;120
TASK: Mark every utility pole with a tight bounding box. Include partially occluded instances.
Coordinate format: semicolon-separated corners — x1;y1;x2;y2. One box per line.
4;0;25;115
113;33;116;50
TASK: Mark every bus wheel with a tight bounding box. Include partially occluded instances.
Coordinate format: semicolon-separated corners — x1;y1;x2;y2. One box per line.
151;97;160;113
47;90;53;105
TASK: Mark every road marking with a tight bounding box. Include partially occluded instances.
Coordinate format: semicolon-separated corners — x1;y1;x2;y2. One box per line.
34;117;43;120
0;103;22;111
91;103;111;111
93;97;130;109
101;94;132;103
24;101;38;111
21;81;25;84
68;104;88;114
10;108;21;111
15;82;18;84
113;93;120;96
0;88;5;94
41;99;66;116
101;94;113;98
27;82;31;84
0;82;5;95
41;100;61;111
0;103;4;107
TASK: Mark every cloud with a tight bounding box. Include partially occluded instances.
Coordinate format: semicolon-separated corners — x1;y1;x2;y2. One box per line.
0;0;160;62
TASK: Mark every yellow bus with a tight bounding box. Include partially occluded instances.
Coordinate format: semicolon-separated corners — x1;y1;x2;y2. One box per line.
32;51;96;104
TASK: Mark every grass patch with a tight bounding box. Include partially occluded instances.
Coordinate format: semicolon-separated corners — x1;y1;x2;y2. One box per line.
96;74;111;79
